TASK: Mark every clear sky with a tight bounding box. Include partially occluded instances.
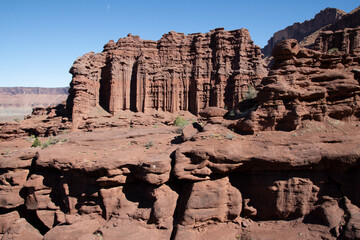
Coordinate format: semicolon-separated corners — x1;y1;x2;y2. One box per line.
0;0;359;87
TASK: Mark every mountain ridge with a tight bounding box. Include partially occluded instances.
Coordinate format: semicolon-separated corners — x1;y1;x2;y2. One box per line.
262;7;347;56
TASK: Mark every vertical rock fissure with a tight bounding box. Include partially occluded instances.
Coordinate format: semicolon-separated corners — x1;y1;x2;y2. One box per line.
130;61;138;112
99;59;112;113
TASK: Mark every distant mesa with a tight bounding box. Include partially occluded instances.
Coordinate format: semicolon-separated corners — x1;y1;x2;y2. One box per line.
0;87;68;122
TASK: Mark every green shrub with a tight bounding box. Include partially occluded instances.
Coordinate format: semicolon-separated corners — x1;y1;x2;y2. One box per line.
42;139;56;149
144;141;154;149
41;137;68;149
31;137;42;148
228;109;241;118
174;116;188;128
244;86;258;100
26;135;36;142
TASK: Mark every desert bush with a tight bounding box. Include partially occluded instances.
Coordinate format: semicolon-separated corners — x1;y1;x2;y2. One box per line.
41;137;68;149
243;86;258;100
144;141;154;149
228;109;242;118
26;135;36;142
174;116;188;128
31;137;42;148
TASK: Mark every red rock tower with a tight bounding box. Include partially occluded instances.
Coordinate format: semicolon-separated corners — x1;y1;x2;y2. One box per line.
68;28;267;126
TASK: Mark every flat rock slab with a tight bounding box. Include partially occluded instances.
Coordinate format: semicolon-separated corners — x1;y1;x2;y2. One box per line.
174;120;360;180
37;127;179;185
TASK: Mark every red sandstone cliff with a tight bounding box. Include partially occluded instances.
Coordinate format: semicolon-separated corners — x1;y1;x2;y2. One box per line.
236;39;360;134
328;6;360;31
314;7;360;55
262;8;346;57
3;19;360;240
68;28;267;127
315;27;360;55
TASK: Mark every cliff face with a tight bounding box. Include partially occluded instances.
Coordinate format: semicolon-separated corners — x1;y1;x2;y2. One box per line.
314;7;360;55
328;7;360;31
2;100;360;239
68;28;267;126
236;39;360;134
262;8;346;57
3;17;360;240
315;27;360;54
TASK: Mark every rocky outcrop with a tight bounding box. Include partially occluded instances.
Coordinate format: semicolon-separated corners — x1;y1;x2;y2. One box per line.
68;28;267;127
263;7;360;57
313;7;360;55
2;117;360;239
315;27;360;55
262;8;346;57
327;7;360;32
3;13;360;240
0;103;71;140
236;39;360;134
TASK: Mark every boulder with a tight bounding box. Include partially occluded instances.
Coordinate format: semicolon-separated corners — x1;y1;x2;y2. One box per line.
2;218;42;240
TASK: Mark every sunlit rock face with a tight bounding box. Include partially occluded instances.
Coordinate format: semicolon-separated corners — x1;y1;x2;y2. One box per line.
68;28;267;126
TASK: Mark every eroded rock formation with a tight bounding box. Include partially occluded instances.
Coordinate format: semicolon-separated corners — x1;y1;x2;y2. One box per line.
68;28;267;127
236;38;360;134
262;8;346;57
2;10;360;240
2;116;360;239
315;27;360;54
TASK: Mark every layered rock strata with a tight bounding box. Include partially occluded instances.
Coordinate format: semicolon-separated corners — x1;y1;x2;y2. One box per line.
315;27;360;55
236;39;360;134
310;7;360;54
68;28;267;127
1;120;360;239
2;15;360;240
327;6;360;32
262;8;346;57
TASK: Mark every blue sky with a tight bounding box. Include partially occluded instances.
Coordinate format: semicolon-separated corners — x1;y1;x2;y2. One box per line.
0;0;359;87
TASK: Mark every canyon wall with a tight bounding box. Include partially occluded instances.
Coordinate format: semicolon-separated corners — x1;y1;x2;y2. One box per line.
328;6;360;31
2;103;360;239
262;8;346;57
314;7;360;55
3;17;360;240
315;27;360;54
236;38;360;134
68;28;267;126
